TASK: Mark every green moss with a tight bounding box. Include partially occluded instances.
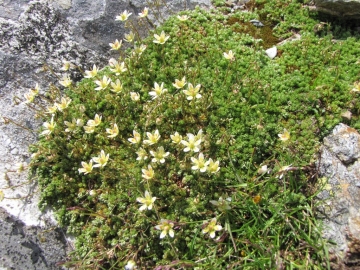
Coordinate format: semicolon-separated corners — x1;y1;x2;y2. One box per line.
28;0;360;268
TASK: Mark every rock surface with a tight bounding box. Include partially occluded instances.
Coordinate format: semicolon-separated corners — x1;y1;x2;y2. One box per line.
0;208;68;270
314;0;360;19
317;123;360;268
0;0;211;269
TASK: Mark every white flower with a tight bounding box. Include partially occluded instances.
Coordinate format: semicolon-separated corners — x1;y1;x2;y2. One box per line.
149;82;167;100
136;148;148;161
110;79;123;94
124;31;135;43
155;219;175;238
92;150;109;168
130;92;140;101
177;15;189;21
128;130;141;144
59;75;72;87
87;114;102;127
153;31;170;44
136;190;156;211
143;130;161;145
206;158;220;174
170;132;182;144
106;123;119;138
142;164;155;180
40;116;56;136
150;146;170;163
191;153;208;172
94;75;111;91
138;7;149;18
116;10;132;21
223;50;235;61
109;39;122;50
202;218;222;238
172;77;186;89
183;83;201;100
84;65;99;78
181;133;201;152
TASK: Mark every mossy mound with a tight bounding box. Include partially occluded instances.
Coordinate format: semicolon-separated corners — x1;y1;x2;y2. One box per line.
30;0;360;268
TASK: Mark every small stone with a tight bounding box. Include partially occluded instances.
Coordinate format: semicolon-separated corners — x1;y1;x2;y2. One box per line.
341;110;352;120
250;19;264;27
265;46;277;59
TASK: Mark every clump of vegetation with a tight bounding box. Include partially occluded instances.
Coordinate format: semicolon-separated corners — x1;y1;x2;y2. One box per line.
23;0;360;268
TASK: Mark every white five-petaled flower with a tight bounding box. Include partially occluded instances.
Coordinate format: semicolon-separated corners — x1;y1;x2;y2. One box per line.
133;44;147;56
177;15;189;21
150;146;170;163
94;75;111;91
62;60;74;71
64;118;83;133
278;128;290;141
206;158;220;174
183;83;202;100
78;160;93;175
109;39;122;50
155;219;175;238
153;31;170;45
149;82;167;100
84;64;99;78
128;130;141;144
55;96;72;111
41;116;56;136
181;133;201;152
136;190;156;211
110;79;123;94
138;7;149;18
46;105;58;114
195;129;203;141
130;92;140;101
84;125;95;133
142;164;155;180
143;130;161;145
59;75;72;87
106;123;119;138
110;61;127;75
172;77;187;89
124;31;135;43
116;10;132;21
223;50;235;61
136;148;148;161
191;153;208;172
202;218;222;238
87;114;102;127
170;132;182;144
24;89;37;103
92;150;109;168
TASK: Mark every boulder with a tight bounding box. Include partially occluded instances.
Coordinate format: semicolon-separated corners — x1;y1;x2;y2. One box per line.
314;0;360;19
317;123;360;267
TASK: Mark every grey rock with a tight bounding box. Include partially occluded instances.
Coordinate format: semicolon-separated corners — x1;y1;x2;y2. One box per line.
323;123;360;164
314;0;360;19
0;207;69;269
317;123;360;262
